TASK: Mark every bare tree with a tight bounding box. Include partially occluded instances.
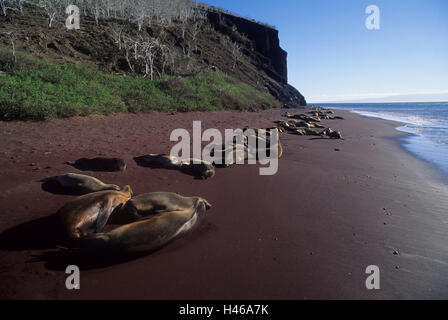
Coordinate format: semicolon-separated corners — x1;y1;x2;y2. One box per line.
38;0;59;28
111;25;124;50
123;35;136;73
5;0;25;13
179;6;193;39
130;0;148;31
0;0;7;16
230;41;242;69
1;30;17;64
190;19;203;52
91;0;103;24
16;0;24;13
160;43;171;75
140;37;159;79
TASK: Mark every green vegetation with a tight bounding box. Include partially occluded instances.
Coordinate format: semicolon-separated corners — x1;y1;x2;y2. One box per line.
0;51;280;121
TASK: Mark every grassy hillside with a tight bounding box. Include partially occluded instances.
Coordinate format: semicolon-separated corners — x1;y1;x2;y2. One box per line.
0;51;280;121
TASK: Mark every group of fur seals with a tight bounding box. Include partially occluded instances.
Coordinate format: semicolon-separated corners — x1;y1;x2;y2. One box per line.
82;200;208;254
207;128;283;166
244;128;284;159
276;108;344;139
321;128;343;139
134;154;215;180
308;107;345;120
49;172;212;255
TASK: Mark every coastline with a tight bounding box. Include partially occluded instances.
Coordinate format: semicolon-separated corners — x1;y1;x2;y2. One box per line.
1;109;448;299
316;103;448;182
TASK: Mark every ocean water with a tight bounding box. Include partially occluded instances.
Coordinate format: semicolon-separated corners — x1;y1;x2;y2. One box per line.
314;102;448;176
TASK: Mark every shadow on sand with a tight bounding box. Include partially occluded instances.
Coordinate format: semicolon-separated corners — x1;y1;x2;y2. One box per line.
0;214;60;251
40;178;85;196
1;210;215;271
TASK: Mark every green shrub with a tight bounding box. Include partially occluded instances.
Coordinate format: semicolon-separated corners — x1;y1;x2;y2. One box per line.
0;51;280;121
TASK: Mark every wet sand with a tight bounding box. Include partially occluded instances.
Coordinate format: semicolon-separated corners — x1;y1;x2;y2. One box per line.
1;109;448;299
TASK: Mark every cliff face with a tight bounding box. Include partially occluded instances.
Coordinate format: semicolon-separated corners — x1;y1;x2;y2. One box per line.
207;11;305;106
0;5;306;107
208;11;288;84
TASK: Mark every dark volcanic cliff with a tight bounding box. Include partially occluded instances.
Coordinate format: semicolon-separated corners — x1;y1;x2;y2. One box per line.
0;4;306;107
208;11;288;84
207;10;306;106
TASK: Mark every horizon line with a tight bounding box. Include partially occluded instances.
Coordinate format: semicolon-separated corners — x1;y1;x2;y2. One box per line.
308;100;448;104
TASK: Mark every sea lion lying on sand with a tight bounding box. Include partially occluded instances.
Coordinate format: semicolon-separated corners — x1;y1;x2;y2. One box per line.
291;128;321;136
135;154;215;179
180;158;216;179
244;129;283;159
70;157;126;172
50;173;120;194
209;144;248;166
321;128;343;139
287;114;321;123
112;192;212;223
56;186;133;239
79;200;208;254
286;119;325;129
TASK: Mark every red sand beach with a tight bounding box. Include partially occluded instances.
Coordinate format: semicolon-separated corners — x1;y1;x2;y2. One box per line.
1;109;448;299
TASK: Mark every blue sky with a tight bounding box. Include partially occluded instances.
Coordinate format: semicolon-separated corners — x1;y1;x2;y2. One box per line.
202;0;448;102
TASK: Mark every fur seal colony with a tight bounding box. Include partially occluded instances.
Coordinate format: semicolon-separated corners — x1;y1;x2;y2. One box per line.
41;106;342;259
276;107;344;139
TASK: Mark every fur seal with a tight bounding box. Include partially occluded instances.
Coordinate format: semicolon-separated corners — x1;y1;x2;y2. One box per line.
208;143;248;166
112;192;212;223
70;157;126;172
53;173;120;194
245;130;283;159
292;128;321;136
287;119;325;129
81;199;208;254
56;186;133;239
180;158;215;179
135;154;215;179
321;128;343;139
